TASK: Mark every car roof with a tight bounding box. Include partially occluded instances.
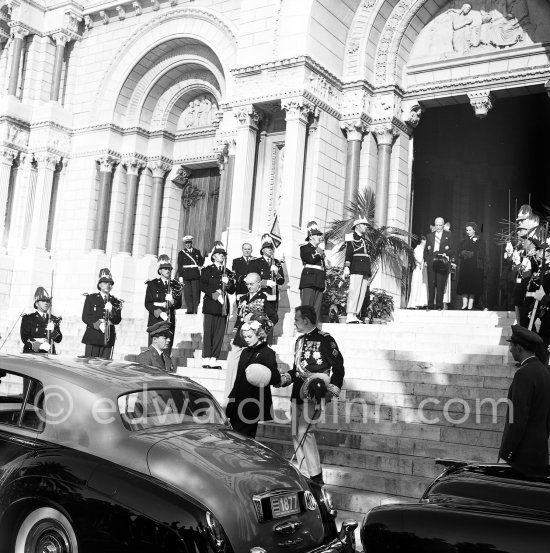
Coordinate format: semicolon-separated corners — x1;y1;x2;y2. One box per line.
0;354;200;396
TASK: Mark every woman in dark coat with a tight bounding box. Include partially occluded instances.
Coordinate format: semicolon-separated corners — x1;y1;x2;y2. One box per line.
226;319;281;438
457;222;486;310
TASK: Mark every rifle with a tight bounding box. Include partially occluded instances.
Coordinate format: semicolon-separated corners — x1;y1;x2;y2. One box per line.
48;271;54;354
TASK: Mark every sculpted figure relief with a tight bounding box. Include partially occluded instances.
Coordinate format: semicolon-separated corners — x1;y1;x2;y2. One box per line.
181;94;218;129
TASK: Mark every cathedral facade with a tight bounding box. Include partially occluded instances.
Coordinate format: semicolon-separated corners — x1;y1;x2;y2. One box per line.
1;0;549;330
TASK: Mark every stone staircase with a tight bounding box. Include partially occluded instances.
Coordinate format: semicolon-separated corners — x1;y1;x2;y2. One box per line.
0;309;517;528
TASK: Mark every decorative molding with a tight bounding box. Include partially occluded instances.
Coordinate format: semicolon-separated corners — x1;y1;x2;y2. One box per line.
132;1;142;16
8;22;31;40
151;0;160;11
5;123;29;148
99;10;109;25
83;15;93;30
372;124;399;147
97;155;118;172
122;157;146;175
147;159;171;178
0;147;18;165
172;165;191;186
34;151;61;170
403;103;424;128
281;97;315;123
344;0;378;77
340;119;368;141
467;90;494;118
116;6;126;20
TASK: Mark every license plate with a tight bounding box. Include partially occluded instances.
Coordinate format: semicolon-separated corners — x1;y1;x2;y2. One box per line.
270;493;300;519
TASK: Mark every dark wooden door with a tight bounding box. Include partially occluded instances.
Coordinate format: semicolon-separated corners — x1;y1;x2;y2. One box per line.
178;167;220;257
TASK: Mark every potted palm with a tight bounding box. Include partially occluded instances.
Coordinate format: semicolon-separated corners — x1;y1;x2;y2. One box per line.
321;266;349;323
363;288;395;324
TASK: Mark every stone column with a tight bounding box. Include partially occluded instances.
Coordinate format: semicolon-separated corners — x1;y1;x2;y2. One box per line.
92;155;117;251
146;160;171;256
341;120;368;208
120;158;144;254
0;147;17;246
214;150;228;239
227;106;261;244
28;152;60;249
50;33;69;102
373;124;398;228
7;27;28;97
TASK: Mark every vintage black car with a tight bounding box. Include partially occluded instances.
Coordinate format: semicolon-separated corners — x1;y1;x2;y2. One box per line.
361;459;550;553
0;354;356;553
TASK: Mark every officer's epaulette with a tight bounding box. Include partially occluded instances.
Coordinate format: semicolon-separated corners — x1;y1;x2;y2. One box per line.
317;330;330;337
298;241;308;247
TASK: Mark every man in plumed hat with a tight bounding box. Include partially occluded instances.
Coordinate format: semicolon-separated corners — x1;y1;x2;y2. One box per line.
280;305;345;484
250;237;285;312
232;242;256;300
21;287;62;354
82;268;122;359
344;218;372;323
145;254;182;356
200;242;235;368
499;325;550;476
136;322;175;373
299;221;326;323
177;235;204;314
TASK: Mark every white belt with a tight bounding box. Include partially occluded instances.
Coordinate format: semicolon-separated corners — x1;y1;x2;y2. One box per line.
265;294;277;301
353;253;369;257
181;264;198;268
304;264;323;270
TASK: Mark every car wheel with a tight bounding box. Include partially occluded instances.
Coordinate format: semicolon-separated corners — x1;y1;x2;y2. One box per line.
14;507;78;553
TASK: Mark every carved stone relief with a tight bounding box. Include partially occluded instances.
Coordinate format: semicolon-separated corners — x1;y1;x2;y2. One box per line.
5;124;28;147
181;94;218;129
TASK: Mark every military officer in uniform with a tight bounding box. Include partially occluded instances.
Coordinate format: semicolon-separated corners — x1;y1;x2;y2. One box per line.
344;218;371;323
177;235;204;314
136;321;175;373
145;254;182;356
200;242;236;368
299;221;326;323
82;268;123;359
21;287;62;354
250;237;285;311
232;242;255;300
281;305;345;484
500;325;550;476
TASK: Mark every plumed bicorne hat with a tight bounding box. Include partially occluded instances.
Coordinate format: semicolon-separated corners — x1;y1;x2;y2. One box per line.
157;254;173;273
305;220;323;241
97;268;114;289
33;286;52;307
260;234;275;254
210;240;227;260
299;372;330;402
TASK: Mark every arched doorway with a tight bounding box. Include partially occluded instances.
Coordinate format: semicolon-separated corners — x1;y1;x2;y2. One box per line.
411;91;550;308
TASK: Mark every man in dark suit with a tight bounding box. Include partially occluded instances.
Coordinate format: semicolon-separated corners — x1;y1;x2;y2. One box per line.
177;235;204;314
500;325;550;476
232;242;255;300
145;254;182;355
136;322;175;373
21;287;62;354
424;216;454;310
299;222;326;323
250;239;285;311
82;268;122;359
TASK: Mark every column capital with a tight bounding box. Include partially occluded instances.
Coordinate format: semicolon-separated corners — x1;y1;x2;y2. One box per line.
50;31;70;47
34;151;61;170
467;90;494;119
0;147;18;165
97;155;118;172
122;157;146;176
281;97;315;123
233;105;262;129
340;119;368;141
147;160;171;178
8;23;29;40
373;124;398;147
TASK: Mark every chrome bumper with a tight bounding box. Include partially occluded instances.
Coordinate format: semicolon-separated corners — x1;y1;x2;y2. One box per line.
249;519;358;553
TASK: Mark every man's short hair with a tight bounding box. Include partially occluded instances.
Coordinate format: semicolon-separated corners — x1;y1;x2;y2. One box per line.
296;305;317;325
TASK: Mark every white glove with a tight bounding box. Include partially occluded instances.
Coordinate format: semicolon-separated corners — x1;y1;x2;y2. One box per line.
512;251;521;264
317;242;326;251
327;383;340;398
159;312;168;321
217;292;225;304
39;341;50;352
533;288;545;301
165;293;174;303
104;301;113;312
343;266;350;278
46;321;55;332
266;279;276;287
221;276;229;284
99;322;106;333
505;241;513;255
178;277;183;283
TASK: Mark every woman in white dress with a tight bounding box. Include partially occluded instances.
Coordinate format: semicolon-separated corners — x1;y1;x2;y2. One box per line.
407;236;428;309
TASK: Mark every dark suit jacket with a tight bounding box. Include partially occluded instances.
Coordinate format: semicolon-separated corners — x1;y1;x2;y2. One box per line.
232;256;256;296
82;293;122;347
499;356;550;474
250;256;285;303
177;248;204;281
144;278;182;327
136;346;175;373
20;311;62;353
424;230;454;263
299;242;325;290
200;264;236;316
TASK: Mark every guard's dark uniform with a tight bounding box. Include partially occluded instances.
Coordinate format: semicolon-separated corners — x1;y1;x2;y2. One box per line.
21;312;62;354
144;277;182;354
232;255;256;297
250;256;285;309
299;242;325;321
82;293;122;359
200;263;235;361
177;247;204;314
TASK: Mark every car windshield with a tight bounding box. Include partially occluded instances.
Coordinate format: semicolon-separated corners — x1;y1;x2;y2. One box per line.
118;387;227;431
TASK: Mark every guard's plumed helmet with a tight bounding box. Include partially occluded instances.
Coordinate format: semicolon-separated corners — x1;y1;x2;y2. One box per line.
97;268;114;289
157;254;173;273
306;220;323;241
33;286;52;307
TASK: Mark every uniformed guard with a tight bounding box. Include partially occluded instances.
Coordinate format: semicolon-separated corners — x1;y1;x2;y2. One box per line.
21;287;62;354
281;305;345;484
299;221;326;323
136;321;175;373
177;235;204;314
82;268;123;359
200;242;236;368
232;242;256;300
144;254;182;356
344;218;371;323
250;236;285;311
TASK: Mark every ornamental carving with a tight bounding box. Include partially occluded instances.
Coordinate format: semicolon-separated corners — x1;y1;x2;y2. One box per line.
181;94;218;129
182;183;205;210
467;89;494;118
373;124;398;147
404;104;424;128
281;98;315;121
97;155;118;172
172;165;191;186
233;105;262;127
340;120;368;141
6;124;29;147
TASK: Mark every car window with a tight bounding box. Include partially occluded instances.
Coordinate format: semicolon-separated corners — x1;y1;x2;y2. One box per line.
118;388;226;431
0;371;45;431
